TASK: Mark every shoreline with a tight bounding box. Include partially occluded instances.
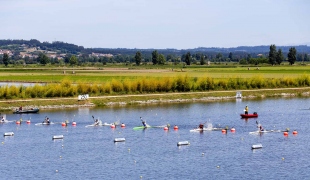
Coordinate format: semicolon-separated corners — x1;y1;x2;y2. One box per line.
1;87;310;111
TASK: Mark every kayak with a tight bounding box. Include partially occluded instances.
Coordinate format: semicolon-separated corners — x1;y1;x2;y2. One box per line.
85;123;103;127
249;129;286;134
35;122;54;126
190;127;223;132
133;125;165;130
0;120;14;123
240;113;258;118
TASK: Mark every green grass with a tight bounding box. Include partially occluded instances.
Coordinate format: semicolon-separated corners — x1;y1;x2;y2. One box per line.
0;65;309;83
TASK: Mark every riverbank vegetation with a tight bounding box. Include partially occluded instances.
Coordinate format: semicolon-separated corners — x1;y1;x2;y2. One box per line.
0;73;310;99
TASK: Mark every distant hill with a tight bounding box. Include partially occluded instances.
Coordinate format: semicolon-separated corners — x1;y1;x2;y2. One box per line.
0;39;309;56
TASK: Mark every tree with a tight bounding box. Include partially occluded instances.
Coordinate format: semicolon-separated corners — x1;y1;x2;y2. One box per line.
297;54;304;65
276;49;284;65
37;52;50;65
268;44;277;65
185;52;191;65
304;54;309;62
287;47;297;65
2;53;9;67
200;55;205;65
216;53;222;63
158;54;166;65
228;52;233;61
135;51;142;66
69;55;78;66
152;50;159;65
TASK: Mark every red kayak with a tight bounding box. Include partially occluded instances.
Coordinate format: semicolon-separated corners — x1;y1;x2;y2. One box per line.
240;113;258;118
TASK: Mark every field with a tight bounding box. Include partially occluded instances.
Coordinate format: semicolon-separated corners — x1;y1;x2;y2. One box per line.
0;64;309;83
0;64;310;110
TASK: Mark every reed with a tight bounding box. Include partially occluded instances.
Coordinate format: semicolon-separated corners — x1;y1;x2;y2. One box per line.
0;74;310;99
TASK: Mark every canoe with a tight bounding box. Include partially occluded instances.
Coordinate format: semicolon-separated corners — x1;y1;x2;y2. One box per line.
13;108;39;114
240;113;258;118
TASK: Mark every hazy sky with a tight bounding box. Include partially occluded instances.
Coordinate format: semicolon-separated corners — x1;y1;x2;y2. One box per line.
1;0;309;49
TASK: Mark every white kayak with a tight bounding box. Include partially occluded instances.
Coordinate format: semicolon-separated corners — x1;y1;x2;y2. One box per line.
190;127;223;132
85;120;105;127
0;120;14;123
35;122;55;126
249;129;282;134
86;118;120;127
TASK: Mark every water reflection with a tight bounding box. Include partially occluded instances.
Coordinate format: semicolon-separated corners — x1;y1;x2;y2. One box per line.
0;82;46;87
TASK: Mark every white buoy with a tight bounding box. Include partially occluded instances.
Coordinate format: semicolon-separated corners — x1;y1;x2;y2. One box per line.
52;135;64;140
114;138;125;142
251;144;263;149
177;141;190;146
4;132;14;136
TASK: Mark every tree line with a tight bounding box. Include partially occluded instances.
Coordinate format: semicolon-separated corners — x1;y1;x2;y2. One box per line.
0;38;309;66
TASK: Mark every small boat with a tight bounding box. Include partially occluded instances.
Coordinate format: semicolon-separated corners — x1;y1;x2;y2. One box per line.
13;108;39;114
240;112;258;118
236;91;242;99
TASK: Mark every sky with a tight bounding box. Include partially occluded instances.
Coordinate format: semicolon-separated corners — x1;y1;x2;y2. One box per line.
1;0;310;49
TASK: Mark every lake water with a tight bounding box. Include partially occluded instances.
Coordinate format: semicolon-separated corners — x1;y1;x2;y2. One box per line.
0;97;310;179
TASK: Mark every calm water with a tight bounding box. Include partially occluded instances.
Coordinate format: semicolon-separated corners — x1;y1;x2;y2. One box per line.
0;82;46;87
0;97;310;179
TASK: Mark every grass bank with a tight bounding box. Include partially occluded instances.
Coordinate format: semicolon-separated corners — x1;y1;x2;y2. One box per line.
0;87;309;112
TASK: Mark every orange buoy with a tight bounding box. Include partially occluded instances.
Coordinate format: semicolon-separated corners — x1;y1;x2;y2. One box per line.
222;129;227;133
230;128;236;133
110;124;116;128
72;121;76;126
16;121;21;125
292;130;298;135
26;120;31;124
121;123;125;128
174;126;178;130
61;122;66;126
283;132;289;136
164;127;169;130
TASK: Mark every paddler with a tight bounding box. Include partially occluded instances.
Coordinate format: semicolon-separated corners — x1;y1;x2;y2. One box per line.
95;118;100;125
259;125;264;131
244;106;249;115
140;117;148;127
199;123;204;130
